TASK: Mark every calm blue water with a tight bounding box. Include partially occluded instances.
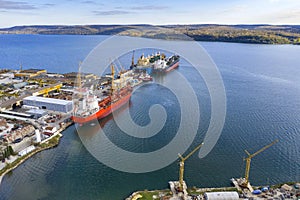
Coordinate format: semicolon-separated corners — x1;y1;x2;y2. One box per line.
0;35;299;200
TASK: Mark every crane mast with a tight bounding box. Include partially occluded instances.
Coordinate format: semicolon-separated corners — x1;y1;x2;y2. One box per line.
77;61;82;89
131;50;135;67
76;61;83;99
110;63;115;92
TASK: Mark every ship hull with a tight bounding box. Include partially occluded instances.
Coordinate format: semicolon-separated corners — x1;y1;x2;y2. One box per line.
72;93;131;124
153;60;179;73
165;61;179;72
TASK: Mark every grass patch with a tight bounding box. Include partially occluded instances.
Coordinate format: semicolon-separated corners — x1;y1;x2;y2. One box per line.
137;189;171;200
38;135;61;148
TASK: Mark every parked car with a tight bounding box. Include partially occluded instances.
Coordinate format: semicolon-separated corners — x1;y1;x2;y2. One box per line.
13;138;23;143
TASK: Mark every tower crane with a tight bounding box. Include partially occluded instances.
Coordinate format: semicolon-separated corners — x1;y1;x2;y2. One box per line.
241;139;278;187
178;142;204;191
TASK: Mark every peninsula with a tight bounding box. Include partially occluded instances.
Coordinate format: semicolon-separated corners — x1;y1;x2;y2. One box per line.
1;24;300;45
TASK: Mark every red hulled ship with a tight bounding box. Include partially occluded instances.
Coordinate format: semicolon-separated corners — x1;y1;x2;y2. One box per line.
72;65;132;125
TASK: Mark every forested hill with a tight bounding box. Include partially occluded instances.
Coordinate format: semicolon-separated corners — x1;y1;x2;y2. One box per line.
1;24;300;45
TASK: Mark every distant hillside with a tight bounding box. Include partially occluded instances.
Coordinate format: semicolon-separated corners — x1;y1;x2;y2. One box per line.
1;24;300;45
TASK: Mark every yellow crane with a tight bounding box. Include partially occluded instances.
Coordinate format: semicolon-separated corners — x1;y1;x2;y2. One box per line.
178;142;204;191
242;139;278;187
110;63;116;92
32;83;62;96
75;61;83;100
77;61;82;89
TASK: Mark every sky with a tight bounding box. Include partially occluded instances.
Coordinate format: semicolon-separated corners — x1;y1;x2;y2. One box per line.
0;0;300;28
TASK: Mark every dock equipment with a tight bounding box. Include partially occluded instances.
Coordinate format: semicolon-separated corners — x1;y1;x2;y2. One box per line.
32;83;62;96
178;142;204;191
241;139;278;187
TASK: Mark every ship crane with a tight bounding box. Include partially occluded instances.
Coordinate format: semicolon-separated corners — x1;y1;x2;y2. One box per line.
77;61;82;89
116;58;126;75
110;63;116;92
111;58;128;90
241;139;278;187
131;50;135;68
74;61;83;100
178;142;204;191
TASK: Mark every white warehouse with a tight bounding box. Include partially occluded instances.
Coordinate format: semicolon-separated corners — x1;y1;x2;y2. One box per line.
23;96;73;113
204;192;239;200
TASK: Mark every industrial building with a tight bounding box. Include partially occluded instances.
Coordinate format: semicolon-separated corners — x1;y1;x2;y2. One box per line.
26;109;48;119
63;72;97;80
23;96;73;113
14;69;47;78
13;81;28;89
204;192;239;200
18;145;36;157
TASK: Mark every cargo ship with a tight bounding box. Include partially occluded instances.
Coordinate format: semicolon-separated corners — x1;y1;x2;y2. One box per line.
130;52;153;75
131;51;180;74
72;65;132;125
153;54;180;73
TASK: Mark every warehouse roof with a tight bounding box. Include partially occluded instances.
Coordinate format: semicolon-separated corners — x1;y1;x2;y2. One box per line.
1;110;32;117
26;109;48;115
204;192;239;200
20;69;46;73
24;96;72;106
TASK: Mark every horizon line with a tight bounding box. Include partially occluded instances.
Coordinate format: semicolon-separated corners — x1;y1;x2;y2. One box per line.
1;23;300;29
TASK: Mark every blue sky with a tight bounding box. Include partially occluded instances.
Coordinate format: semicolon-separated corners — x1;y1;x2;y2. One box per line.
0;0;299;28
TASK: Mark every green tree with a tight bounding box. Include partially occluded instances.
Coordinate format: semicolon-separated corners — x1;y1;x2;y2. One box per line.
0;151;4;160
294;38;300;44
5;146;11;158
8;146;14;155
3;148;8;158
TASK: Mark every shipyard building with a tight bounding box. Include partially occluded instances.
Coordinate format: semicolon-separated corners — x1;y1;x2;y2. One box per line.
14;69;47;78
23;96;73;113
204;192;239;200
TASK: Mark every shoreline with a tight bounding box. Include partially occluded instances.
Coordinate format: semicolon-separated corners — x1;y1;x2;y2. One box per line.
0;32;299;46
126;182;300;200
0;121;73;186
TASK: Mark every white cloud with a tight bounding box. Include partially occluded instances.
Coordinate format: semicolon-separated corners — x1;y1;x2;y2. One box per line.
0;0;36;10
